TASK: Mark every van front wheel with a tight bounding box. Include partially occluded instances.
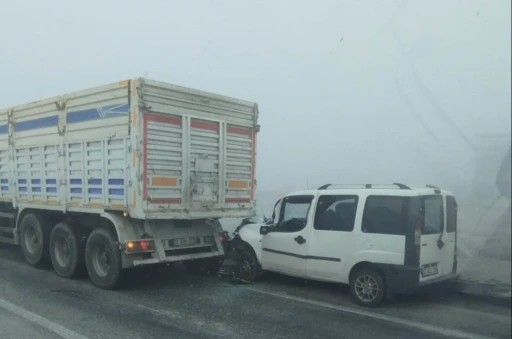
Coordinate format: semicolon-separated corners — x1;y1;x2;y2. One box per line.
236;249;262;282
350;269;386;307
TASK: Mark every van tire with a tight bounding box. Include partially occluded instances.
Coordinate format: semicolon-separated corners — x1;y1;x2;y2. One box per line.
50;222;86;278
19;213;51;267
350;269;386;307
236;248;262;282
85;228;122;289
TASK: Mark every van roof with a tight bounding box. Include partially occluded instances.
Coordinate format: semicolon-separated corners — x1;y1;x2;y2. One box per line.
286;184;453;198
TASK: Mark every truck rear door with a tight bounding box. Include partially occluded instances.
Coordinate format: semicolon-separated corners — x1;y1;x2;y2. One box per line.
143;114;256;209
139;78;258;216
188;118;221;207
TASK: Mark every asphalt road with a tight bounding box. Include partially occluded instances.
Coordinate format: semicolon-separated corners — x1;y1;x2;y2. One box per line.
0;307;60;339
0;243;510;339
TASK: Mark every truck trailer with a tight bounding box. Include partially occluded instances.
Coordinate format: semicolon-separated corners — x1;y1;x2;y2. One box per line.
0;78;259;288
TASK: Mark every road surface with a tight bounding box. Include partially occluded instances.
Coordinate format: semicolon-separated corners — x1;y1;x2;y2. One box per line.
0;243;510;339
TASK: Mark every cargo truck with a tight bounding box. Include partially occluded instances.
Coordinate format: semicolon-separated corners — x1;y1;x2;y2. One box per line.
0;78;259;288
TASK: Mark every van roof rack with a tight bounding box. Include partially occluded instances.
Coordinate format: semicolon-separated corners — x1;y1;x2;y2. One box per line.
317;183;411;190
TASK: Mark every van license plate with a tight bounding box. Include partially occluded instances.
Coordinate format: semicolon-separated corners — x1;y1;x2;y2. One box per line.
421;264;439;277
172;237;197;246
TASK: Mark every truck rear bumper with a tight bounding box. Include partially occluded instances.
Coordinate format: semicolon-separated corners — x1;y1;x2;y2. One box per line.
130;249;224;267
141;209;255;220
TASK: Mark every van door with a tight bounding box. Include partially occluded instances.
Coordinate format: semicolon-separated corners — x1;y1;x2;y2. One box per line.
418;194;448;282
261;195;314;277
306;194;359;282
443;195;457;274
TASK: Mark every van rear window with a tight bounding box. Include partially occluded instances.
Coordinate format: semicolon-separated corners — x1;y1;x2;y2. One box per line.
422;195;444;235
362;196;410;235
446;195;457;233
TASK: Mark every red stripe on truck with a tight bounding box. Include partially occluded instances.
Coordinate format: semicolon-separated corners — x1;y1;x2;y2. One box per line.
191;120;219;131
145;113;182;125
225;198;251;203
227;126;251;136
143;117;148;200
251;129;257;201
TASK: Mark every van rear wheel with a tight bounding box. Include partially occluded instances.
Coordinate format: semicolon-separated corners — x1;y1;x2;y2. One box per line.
350;269;386;307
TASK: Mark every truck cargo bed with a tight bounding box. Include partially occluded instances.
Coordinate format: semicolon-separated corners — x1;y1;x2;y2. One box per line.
0;78;258;219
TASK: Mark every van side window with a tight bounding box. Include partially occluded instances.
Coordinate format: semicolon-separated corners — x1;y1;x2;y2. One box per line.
276;195;314;232
314;195;358;232
422;195;444;234
446;195;457;233
362;196;409;235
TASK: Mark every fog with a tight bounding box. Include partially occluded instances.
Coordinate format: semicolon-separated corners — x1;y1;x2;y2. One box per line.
1;1;510;263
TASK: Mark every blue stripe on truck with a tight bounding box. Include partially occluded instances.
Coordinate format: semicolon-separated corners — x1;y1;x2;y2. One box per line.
67;103;129;124
10;177;125;197
0;103;129;135
15;115;59;132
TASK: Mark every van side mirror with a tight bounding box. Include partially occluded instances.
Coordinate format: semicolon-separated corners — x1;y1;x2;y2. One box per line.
260;226;270;235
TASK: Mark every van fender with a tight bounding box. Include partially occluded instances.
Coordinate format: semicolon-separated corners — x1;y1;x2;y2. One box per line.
230;223;263;263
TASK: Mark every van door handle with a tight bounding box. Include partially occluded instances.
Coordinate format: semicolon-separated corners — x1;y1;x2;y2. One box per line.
294;236;306;245
422;244;428;246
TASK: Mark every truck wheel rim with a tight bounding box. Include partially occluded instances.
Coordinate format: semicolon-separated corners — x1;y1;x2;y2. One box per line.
92;243;111;277
54;236;71;267
355;275;379;301
24;225;40;254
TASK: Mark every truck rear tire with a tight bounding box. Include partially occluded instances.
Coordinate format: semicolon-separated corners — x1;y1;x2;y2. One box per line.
19;213;51;267
85;228;122;289
183;257;223;275
50;222;86;278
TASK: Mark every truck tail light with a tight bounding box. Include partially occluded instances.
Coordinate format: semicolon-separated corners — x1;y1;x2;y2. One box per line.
219;231;230;243
125;240;154;253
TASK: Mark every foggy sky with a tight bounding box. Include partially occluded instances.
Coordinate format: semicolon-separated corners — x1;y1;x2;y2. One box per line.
1;0;510;195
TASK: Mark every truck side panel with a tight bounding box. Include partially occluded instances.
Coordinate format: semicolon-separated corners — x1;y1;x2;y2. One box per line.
1;81;130;211
0;107;9;203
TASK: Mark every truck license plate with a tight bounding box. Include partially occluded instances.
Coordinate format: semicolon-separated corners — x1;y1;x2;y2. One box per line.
172;237;197;246
421;264;439;277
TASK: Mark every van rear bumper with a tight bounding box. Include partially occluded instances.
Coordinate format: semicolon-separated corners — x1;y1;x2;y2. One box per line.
378;264;458;296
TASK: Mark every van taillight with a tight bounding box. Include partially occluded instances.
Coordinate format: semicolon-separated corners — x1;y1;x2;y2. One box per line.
414;210;423;261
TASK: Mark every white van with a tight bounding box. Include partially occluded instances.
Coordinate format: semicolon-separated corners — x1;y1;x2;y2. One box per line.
228;184;458;307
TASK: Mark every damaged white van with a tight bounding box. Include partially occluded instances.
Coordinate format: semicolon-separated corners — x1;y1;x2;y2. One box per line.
228;183;458;307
